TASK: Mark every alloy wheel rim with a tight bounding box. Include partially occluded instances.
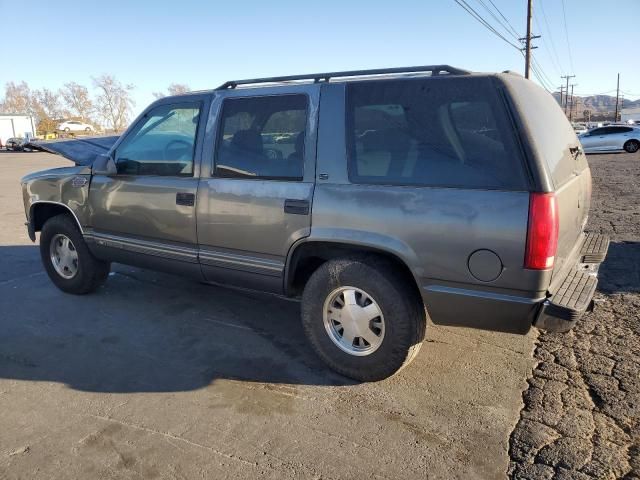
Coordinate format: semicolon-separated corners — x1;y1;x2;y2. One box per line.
322;286;385;356
49;234;79;279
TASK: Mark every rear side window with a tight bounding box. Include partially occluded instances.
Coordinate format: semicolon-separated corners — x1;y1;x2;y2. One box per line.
214;94;308;180
346;77;527;189
507;77;587;186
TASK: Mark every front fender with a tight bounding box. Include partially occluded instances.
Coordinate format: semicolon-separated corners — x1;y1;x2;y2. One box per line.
21;166;92;236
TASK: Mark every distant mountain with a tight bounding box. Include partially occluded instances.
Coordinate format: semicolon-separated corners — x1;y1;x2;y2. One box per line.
552;92;640;116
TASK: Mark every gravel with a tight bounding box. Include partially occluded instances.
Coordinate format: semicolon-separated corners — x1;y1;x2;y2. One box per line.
508;151;640;480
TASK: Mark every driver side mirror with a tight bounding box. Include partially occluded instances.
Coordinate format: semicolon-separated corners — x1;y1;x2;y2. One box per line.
92;153;117;176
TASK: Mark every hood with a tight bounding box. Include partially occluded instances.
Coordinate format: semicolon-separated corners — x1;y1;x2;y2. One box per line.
26;135;120;166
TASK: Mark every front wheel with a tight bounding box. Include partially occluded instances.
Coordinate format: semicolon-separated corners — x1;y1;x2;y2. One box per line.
301;256;426;381
624;140;639;153
40;214;110;294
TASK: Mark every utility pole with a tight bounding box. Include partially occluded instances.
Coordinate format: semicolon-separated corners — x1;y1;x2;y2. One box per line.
558;86;564;107
569;84;577;121
561;75;576;113
520;0;540;79
614;73;620;122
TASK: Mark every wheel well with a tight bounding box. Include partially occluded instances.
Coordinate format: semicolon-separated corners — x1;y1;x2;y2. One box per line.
31;203;79;233
286;242;422;301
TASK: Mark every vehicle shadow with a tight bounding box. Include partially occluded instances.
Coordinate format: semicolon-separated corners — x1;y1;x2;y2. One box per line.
598;240;640;294
0;245;354;393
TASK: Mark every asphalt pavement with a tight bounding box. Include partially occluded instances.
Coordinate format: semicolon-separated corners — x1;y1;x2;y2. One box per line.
1;151;536;479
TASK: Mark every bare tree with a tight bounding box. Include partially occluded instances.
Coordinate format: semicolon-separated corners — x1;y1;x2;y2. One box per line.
153;83;190;99
60;82;94;122
32;88;64;133
0;81;33;114
93;74;135;133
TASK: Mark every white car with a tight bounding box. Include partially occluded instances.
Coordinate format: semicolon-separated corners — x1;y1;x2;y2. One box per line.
578;125;640;153
57;120;94;133
572;124;588;135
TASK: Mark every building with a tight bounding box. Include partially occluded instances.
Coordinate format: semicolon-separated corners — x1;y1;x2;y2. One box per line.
621;107;640;124
0;114;36;146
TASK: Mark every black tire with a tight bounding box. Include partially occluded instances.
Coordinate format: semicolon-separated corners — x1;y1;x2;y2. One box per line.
40;214;110;294
64;127;70;132
85;127;91;132
301;256;426;381
624;140;639;153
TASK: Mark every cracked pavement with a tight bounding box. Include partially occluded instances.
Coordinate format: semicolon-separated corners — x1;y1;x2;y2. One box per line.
509;151;640;480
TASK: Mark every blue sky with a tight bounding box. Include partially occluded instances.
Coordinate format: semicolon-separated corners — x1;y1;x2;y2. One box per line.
1;0;638;117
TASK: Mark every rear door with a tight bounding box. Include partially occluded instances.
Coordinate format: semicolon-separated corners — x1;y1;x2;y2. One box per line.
196;85;319;293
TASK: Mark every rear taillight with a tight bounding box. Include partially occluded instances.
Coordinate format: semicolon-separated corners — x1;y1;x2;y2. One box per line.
524;192;559;270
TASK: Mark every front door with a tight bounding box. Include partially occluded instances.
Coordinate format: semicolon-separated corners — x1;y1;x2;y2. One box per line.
197;86;319;293
88;99;207;268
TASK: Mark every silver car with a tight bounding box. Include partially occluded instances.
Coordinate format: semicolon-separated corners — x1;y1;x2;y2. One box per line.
579;125;640;153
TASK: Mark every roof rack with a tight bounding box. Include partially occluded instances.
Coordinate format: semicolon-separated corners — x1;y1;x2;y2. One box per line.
216;65;470;90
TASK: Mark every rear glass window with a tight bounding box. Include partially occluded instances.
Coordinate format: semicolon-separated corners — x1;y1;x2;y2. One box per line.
507;77;587;186
346;77;527;189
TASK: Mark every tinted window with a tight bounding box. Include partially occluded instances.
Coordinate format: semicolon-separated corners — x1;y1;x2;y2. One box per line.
215;95;307;180
115;103;201;176
346;77;526;189
589;128;604;135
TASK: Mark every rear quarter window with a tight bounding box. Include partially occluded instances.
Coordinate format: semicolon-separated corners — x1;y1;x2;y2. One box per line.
346;76;527;190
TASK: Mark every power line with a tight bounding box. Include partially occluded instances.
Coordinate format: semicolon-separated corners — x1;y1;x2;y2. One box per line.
451;0;553;92
531;56;555;90
533;6;562;76
529;58;554;92
452;0;522;50
486;0;521;39
539;0;565;75
474;0;520;41
560;0;575;73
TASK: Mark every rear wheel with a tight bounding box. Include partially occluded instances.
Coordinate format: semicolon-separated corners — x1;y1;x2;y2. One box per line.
624;140;639;153
301;256;426;381
40;214;110;294
85;127;91;132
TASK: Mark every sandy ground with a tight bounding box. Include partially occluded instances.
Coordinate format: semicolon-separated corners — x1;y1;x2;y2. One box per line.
0;151;536;479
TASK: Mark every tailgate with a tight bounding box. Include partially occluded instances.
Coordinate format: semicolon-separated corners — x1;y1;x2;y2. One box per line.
553;159;591;282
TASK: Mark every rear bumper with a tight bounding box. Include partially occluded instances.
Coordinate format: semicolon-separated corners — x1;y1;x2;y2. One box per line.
533;233;610;333
421;233;610;335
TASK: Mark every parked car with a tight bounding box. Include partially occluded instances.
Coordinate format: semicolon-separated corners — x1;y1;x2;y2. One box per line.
57;120;94;133
5;137;26;151
578;125;640;153
572;123;588;135
20;66;609;381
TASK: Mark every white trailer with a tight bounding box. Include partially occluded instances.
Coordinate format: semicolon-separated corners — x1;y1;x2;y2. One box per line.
0;114;36;147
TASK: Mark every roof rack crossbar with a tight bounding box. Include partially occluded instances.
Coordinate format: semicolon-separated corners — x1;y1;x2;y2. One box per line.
216;65;470;89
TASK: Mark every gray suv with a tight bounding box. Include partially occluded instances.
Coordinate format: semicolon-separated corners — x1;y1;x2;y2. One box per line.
21;66;609;381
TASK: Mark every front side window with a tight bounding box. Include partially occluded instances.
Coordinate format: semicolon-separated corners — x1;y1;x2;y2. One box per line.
115;103;201;176
214;94;308;180
346;78;526;189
